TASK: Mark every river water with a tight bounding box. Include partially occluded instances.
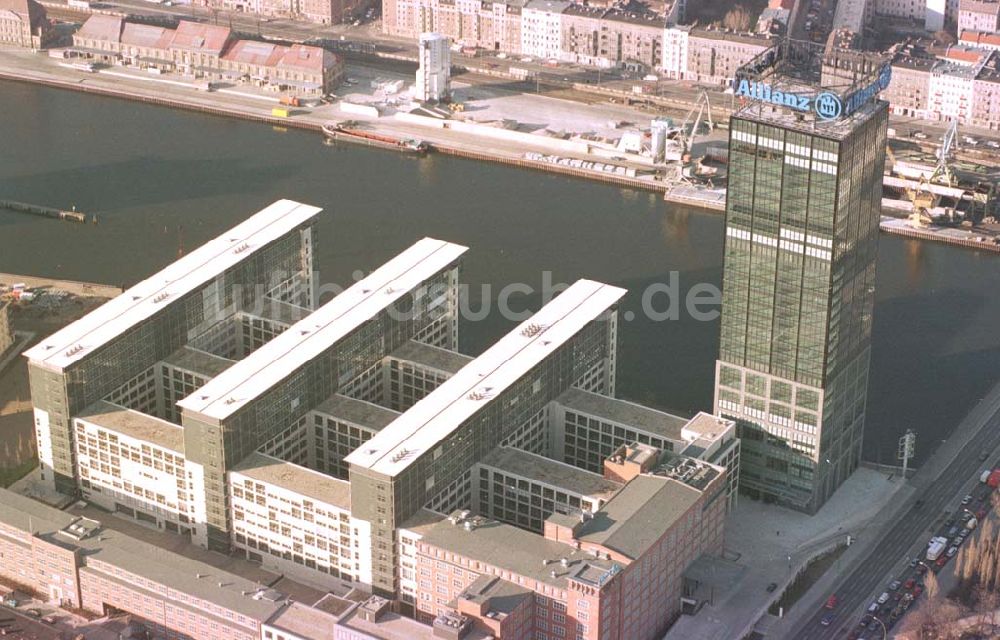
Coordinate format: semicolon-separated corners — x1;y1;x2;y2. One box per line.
1;80;998;464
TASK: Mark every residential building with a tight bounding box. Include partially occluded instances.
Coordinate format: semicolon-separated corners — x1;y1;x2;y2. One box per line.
884;46;935;117
972;52;1000;128
959;0;1000;33
960;28;1000;48
716;42;889;513
520;0;568;60
832;0;873;35
685;28;772;86
560;5;663;70
661;24;689;79
0;0;52;48
927;46;986;121
416;32;450;102
0;300;11;356
71;16;343;95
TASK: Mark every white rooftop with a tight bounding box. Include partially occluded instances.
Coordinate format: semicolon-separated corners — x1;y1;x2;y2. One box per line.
345;279;626;477
177;238;467;422
24;200;321;372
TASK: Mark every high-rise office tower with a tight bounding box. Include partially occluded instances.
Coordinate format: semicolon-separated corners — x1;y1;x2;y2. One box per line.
714;41;890;513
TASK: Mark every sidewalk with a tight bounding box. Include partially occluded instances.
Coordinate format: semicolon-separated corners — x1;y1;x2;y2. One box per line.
665;467;910;640
767;375;1000;639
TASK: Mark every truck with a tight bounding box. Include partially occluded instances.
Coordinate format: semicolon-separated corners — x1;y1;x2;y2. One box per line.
927;536;948;561
980;469;1000;488
271;107;290;118
279;96;301;107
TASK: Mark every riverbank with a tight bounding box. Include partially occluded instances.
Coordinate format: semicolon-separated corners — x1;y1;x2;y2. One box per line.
3;49;1000;255
0;48;675;194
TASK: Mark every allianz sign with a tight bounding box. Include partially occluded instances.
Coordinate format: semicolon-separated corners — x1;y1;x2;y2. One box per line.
734;64;892;121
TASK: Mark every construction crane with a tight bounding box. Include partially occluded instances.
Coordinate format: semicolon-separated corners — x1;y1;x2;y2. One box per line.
679;90;714;153
930;119;959;187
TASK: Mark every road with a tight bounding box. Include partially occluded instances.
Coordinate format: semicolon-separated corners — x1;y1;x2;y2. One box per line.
788;386;1000;639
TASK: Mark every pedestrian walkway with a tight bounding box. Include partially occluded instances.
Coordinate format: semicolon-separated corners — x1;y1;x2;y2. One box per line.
665;467;909;640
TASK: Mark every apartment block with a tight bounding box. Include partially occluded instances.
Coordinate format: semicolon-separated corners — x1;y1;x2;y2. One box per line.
520;0;569;59
0;0;53;48
959;0;1000;32
560;6;663;70
685;28;772;86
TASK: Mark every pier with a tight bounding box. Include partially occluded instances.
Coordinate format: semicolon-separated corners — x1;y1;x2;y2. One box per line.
0;199;88;223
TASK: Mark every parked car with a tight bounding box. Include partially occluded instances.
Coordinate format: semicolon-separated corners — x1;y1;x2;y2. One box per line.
962;495;973;505
766;582;778;593
948;546;959;557
913;585;924;597
904;578;915;590
825;595;838;609
821;613;835;626
877;592;890;605
867;602;879;614
888;580;901;591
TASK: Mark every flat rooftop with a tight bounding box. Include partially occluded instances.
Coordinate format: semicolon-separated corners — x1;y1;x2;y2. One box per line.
479;446;621;502
733;91;888;140
24;200;321;372
265;602;338;640
557;387;689;442
231;452;351;510
457;575;533;615
162;345;235;380
0;489;287;622
399;508;446;537
76;400;185;453
576;474;702;560
314;394;400;432
389;339;473;375
178;238;467;422
346;280;627;476
420;515;618;589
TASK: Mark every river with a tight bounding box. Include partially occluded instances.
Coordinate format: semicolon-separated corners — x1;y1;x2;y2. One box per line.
1;79;998;465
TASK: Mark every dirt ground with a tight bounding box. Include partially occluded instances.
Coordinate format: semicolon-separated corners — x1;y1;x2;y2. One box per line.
0;296;108;478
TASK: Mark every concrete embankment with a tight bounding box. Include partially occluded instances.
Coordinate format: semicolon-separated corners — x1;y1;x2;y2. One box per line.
0;273;123;299
0;199;88;222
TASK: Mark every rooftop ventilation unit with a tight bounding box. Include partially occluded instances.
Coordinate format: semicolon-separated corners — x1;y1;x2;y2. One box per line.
520;323;546;338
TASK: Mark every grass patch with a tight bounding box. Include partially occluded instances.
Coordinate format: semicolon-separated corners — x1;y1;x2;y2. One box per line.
0;457;37;488
768;544;848;615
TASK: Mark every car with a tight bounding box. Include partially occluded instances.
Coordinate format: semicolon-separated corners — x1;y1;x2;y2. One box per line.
868;602;879;614
892;591;903;602
868;620;880;632
948;546;958;557
916;563;928;574
41;614;58;623
821;613;835;626
913;585;924;597
861;614;872;625
888;580;901;591
23;609;40;618
963;495;973;505
766;582;778;593
847;631;861;640
0;598;17;608
962;511;973;522
935;556;947;569
825;595;838;609
909;557;919;568
948;526;960;537
877;592;890;605
914;131;929;139
904;578;915;590
988;140;1000;148
945;518;956;528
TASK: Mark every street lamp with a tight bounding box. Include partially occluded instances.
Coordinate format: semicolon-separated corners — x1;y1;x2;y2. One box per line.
872;615;887;640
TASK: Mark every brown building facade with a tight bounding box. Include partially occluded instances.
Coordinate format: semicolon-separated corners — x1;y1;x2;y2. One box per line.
0;0;53;48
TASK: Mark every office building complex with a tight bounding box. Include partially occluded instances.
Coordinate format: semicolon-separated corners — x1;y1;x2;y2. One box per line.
25;201;738;639
715;41;889;513
416;33;451;102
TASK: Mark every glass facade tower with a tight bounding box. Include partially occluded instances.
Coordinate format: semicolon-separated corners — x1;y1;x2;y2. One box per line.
714;94;889;514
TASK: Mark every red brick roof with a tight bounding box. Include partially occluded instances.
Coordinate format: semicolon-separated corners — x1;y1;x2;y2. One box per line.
959;29;1000;48
768;0;795;9
222;39;288;67
277;44;334;74
76;15;123;43
121;22;174;50
169;20;231;55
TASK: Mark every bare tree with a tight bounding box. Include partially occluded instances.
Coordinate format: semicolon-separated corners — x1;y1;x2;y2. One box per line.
722;5;751;32
934;30;957;46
